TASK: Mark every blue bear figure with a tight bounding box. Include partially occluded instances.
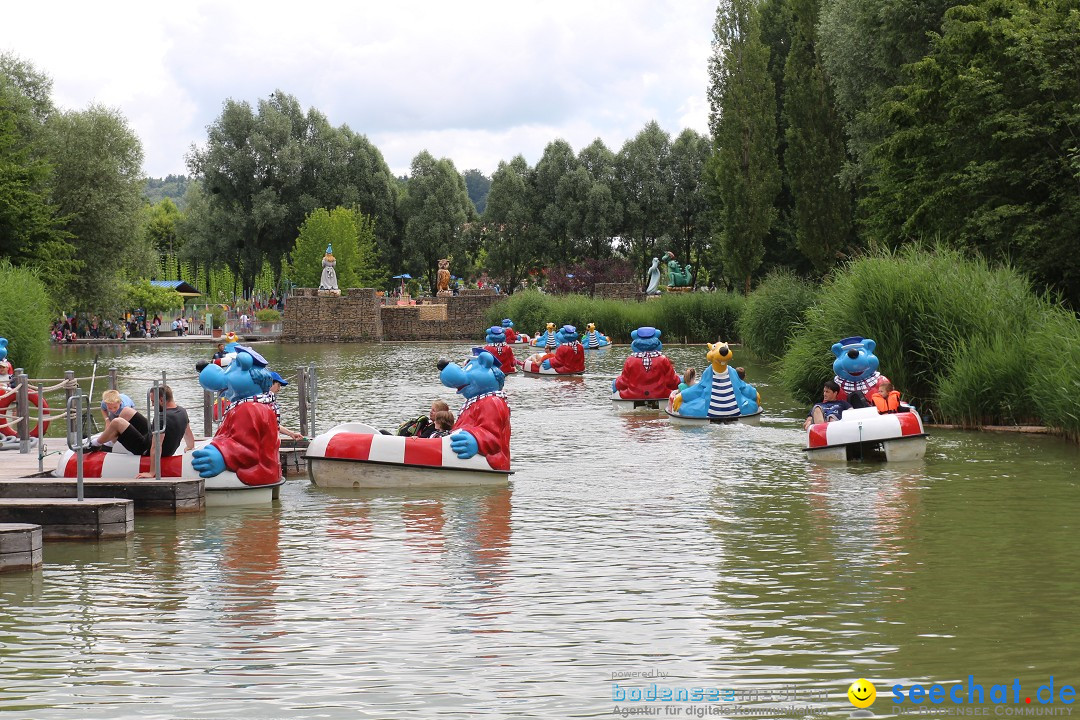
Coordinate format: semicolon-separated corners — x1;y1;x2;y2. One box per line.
831;336;888;401
541;325;584;371
191;345;280;485
437;350;511;470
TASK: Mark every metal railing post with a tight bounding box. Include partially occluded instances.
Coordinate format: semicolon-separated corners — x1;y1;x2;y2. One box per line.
297;367;308;438
203;389;213;438
15;372;29;453
308;362;317;438
66;393;85;501
108;367;118;391
64;370;76;439
37;383;45;473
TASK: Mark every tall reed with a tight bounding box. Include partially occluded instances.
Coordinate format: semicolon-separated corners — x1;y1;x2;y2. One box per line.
738;270;816;360
0;262;53;376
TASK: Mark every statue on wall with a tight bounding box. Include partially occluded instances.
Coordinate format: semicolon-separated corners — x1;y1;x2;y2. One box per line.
319;244;340;295
437;258;452;297
664;251;693;289
645;257;661;295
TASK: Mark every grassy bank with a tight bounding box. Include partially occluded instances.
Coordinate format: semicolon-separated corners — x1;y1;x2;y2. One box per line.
777;247;1080;439
486;290;745;344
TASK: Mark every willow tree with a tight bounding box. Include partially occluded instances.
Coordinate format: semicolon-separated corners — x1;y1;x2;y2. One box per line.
707;0;781;294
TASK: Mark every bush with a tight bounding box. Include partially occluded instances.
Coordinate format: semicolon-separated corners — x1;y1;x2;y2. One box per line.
1027;308;1080;440
211;306;226;329
255;308;281;322
738;270;816;360
486;290;744;343
778;246;1050;417
0;262;53;376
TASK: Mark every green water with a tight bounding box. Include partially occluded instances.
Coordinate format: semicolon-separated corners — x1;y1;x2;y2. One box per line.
1;342;1078;719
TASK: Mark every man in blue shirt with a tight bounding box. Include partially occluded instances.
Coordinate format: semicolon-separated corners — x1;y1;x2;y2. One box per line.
803;380;852;430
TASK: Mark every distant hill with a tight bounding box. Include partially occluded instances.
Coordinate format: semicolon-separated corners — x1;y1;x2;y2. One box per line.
144;175;191;209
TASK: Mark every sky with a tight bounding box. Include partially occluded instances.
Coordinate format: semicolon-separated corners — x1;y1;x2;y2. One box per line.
2;0;717;179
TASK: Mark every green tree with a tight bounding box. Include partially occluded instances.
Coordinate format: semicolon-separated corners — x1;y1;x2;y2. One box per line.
862;0;1080;305
577;139;620;260
0;54;74;292
463;168;491;214
400;151;476;293
145;197;183;278
669;128;713;277
123;279;184;317
534;139;582;264
287;207;387;289
482;156;542;292
615;121;674;277
707;0;781;294
782;0;853;273
47;104;146;312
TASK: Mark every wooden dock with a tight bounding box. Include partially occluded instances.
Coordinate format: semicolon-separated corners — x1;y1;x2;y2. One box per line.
0;498;133;540
0;478;204;514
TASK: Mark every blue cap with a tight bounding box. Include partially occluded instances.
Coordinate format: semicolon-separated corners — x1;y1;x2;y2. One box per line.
269;371;288;386
502;318;513;327
838;336;865;347
636;326;657;339
561;324;577;335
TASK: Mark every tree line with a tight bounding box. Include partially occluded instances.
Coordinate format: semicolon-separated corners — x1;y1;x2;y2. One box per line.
4;0;1078;314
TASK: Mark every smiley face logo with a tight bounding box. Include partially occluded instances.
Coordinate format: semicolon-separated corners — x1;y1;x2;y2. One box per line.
848;679;876;708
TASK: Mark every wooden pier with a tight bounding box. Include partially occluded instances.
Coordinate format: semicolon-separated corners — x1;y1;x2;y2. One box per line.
0;523;43;572
0;498;133;540
0;478;204;514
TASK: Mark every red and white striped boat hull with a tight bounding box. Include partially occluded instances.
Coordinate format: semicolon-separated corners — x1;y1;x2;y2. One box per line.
54;441;283;505
805;406;927;462
521;358;583;376
305;422;511;488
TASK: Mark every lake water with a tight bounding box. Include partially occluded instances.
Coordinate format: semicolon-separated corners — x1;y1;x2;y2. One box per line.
1;342;1078;719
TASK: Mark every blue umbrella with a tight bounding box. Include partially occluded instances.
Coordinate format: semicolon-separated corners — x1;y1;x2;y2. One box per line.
391;274;412;279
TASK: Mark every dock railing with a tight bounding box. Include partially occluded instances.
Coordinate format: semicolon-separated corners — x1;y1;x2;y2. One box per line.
2;364;317;479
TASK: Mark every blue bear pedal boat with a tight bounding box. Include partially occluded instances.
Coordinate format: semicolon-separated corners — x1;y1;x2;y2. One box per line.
804;407;927;462
305;422;511;488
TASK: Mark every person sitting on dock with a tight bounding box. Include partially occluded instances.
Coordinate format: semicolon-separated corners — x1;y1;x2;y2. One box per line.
803;380;852;430
93;389;135;449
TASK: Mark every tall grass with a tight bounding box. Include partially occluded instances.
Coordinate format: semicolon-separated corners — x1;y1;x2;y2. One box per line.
0;261;53;376
779;246;1046;413
738;270;816;360
1027;308;1080;440
486;290;745;344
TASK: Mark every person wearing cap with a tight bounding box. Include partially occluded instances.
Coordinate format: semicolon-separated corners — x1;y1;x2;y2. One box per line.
257;370;304;441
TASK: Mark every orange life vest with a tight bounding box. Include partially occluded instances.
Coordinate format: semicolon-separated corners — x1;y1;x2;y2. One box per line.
873;391;901;413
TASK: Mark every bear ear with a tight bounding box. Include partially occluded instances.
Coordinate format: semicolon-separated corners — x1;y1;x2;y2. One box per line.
655;329;662;339
476;351;495;368
631;330;639;340
864;338;876;354
235;352;254;370
831;342;843;358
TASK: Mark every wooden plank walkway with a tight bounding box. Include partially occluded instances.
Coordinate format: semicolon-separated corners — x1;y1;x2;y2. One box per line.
0;478;204;514
0;451;47;480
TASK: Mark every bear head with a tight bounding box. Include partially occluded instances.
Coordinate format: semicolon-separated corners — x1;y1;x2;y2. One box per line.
486;326;507;344
438;350;504;398
630;326;663;353
501;318;514;329
831;336;879;381
586;323;596;333
199;344;273;401
0;337;8;364
556;324;578;344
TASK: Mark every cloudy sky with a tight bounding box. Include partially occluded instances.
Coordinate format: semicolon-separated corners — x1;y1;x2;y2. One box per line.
3;1;717;179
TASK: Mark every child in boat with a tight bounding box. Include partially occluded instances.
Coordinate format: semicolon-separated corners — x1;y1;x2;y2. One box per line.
429;410;456;437
872;380;903;413
678;367;697;392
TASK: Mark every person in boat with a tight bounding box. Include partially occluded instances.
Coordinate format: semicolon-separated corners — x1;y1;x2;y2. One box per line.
87;385;195;464
871;380;904;414
95;389;135;448
429;410;456;437
678;367;697;392
257;371;305;441
396;400;450;438
803;380;852;430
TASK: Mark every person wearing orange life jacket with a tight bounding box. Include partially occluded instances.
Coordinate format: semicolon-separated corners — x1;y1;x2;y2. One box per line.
871;380;903;413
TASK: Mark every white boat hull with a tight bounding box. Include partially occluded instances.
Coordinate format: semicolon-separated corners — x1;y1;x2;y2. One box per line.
664;408;763;425
805;406;927;462
306;422;511;489
521;359;583;376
